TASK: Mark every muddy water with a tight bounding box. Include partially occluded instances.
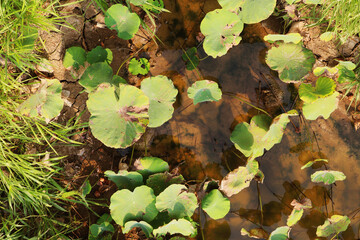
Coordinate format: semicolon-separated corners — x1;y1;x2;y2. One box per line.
144;1;360;239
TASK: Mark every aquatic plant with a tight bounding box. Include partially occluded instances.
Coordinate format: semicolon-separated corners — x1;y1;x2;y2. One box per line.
230;111;297;158
187;80;222;105
265;34;315;82
182;47;199;71
89;214;114;240
316;215;350;238
105;157;230;238
311;170;346;185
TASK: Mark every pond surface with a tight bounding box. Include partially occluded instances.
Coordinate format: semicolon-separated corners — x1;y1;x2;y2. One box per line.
140;0;360;239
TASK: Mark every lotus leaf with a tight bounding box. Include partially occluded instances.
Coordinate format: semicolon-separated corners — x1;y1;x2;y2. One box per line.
87;84;149;148
134;157;169;178
129;58;150;75
266;43;315;82
316;215;350;237
313;66;338;76
290;198;312;210
301;159;328;170
201;189;230;219
299;77;336;103
200;9;244;58
182;47;199;70
123;221;153;238
109;185;158;226
311;170;346;185
141;75;178;127
153;219;196;237
241;228;269;239
89;220;114;239
63;46;86;69
79;62;114;92
104;170;143;190
336;61;357;83
269;226;290;240
219;166;255;197
264;33;302;44
238;0;276;24
18;79;63;122
231;111;296;158
302;92;339;120
337;60;356;70
187;80;222;105
320;32;335;42
155;184;197;218
287;208;303;226
87;46;113;64
146;173;185;195
105;4;140;40
111;75;127;85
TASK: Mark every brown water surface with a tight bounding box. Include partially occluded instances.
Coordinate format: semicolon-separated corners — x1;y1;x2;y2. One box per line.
143;1;360;239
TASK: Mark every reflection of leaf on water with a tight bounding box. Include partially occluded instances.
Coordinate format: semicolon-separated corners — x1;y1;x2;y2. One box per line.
203;219;231;240
238;201;283;226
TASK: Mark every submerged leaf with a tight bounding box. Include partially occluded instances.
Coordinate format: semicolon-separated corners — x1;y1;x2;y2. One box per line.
264;33;302;44
266;43;315;82
87;84;149;148
109;186;158;226
201;189;230;219
187;80;222;105
18;79;63;122
153;219;196;237
155;184;197;218
79;62;114;92
105;170;143;190
105;4;140;40
141;75;178;127
129;58;150;75
200;9;244;58
316;215;350;237
269;226;290;240
299;77;336;103
182;47;199;70
302;92;339;120
311;170;346;185
123;221;153;238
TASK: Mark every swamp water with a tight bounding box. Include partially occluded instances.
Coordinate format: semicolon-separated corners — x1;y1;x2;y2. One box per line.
128;0;360;239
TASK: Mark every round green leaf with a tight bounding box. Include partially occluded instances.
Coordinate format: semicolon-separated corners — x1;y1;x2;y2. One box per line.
187;80;222;105
109;186;158;226
87;46;113;64
153;219;196;237
237;0;277;24
219;166;254;197
299;77;336;103
266;43;315;82
317;215;350;237
201;189;230;219
18;79;63;122
111;75;127;86
105;4;140;40
146;173;185;195
141;75;178;127
87;84;149;148
311;170;346;185
302;92;339;120
230;122;254;157
320;32;335;42
123;221;153;238
104;170;143;190
313;66;338;76
129;58;150;75
79;62;114;92
264;33;302;44
90;222;114;238
200;9;244;58
134;157;169;178
269;226;290;240
63;46;86;69
287;208;304;227
155;184;198;219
